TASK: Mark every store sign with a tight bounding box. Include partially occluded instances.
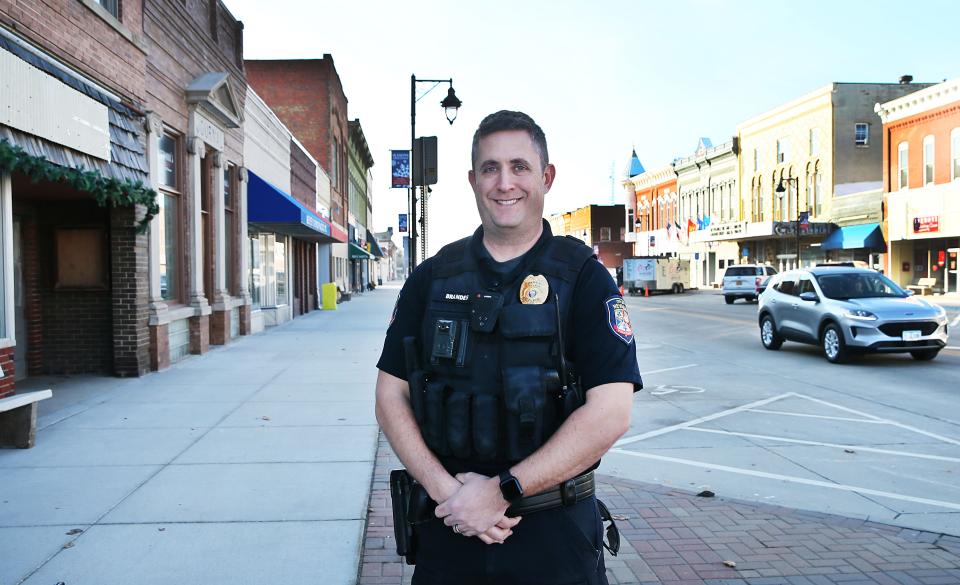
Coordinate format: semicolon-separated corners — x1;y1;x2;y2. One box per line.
708;221;747;239
773;222;832;236
913;216;939;234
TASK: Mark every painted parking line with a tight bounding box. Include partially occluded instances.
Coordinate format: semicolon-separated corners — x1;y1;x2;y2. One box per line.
746;408;887;424
640;364;699;376
684;427;960;463
794;393;960;446
951;314;960;327
607;449;960;511
615;392;793;447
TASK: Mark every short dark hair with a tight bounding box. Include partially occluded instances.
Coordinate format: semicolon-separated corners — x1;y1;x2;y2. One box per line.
471;110;549;171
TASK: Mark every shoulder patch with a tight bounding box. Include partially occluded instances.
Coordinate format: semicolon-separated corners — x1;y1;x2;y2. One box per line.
604;296;634;345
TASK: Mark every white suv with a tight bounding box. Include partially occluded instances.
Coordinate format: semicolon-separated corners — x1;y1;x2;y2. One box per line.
723;264;778;304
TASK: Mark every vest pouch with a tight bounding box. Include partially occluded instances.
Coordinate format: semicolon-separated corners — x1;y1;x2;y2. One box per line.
502;366;546;461
498;304;557;338
423;381;449;456
471;394;498;461
445;391;471;459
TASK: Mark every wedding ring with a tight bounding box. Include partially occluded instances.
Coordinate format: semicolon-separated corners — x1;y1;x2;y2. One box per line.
453;524;462;535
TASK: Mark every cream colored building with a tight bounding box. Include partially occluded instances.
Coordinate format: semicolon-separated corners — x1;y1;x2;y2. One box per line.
737;82;928;271
675;138;739;287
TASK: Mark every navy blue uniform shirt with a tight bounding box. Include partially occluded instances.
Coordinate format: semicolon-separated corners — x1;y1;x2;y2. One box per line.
377;225;643;395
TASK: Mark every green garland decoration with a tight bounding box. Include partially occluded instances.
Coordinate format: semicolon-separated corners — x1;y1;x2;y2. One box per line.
0;138;159;233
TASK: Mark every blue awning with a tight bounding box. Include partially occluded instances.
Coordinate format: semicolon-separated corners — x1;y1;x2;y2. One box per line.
821;223;885;251
248;171;340;242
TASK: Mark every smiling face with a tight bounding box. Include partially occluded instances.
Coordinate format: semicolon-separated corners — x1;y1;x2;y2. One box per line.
468;129;555;242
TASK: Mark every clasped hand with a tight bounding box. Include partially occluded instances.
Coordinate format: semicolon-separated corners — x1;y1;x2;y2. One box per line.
434;472;522;545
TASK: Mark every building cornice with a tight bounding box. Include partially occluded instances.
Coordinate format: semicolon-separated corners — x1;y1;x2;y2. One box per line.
875;77;960;124
629;164;677;191
737;84;834;133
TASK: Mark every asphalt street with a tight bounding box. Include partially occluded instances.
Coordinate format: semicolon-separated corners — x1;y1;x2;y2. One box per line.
602;289;960;537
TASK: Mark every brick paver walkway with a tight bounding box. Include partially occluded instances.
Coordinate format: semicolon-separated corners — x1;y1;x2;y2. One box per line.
360;432;960;584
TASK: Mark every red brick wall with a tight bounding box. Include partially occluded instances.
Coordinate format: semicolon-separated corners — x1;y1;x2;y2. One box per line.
0;0;146;103
290;140;318;212
0;347;14;398
882;100;960;192
143;0;246;164
110;205;150;376
245;57;349;227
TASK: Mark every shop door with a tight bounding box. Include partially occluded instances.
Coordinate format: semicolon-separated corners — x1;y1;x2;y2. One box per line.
12;216;26;380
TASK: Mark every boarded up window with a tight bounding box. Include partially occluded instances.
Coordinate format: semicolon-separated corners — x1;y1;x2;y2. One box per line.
56;228;107;289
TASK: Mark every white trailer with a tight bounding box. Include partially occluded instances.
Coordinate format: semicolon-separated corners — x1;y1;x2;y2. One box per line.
623;257;691;295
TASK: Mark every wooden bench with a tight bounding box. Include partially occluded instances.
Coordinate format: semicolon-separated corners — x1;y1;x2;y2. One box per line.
0;390;52;448
907;277;937;296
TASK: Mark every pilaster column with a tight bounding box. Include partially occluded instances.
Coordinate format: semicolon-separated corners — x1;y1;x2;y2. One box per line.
210;150;227;306
186;136;209;313
143;114;167;315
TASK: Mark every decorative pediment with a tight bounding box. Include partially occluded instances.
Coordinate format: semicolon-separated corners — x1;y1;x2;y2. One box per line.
186;72;242;129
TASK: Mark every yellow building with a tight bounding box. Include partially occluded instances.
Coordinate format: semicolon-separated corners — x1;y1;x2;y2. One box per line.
737;82;928;271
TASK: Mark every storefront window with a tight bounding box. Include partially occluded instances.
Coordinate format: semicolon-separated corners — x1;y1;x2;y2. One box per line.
158;133;180;301
275;240;287;302
249;234;262;309
224;166;234;295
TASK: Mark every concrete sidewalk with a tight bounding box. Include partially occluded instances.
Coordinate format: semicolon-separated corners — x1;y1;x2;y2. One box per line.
0;285;398;585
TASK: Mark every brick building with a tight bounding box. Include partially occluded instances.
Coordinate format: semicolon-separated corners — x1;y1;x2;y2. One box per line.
624;164;679;258
141;0;249;369
0;0;152;397
876;77;960;294
245;58;352;296
547;204;632;272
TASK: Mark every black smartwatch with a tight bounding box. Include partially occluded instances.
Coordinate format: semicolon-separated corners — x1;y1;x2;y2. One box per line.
498;470;524;503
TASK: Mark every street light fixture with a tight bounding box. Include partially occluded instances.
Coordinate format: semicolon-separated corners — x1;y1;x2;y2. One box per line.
410;75;462;275
775;176;801;268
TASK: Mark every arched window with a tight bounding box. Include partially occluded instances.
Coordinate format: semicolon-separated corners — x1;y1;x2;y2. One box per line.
898;142;909;189
814;162;823;216
951;128;960;181
804;163;813;217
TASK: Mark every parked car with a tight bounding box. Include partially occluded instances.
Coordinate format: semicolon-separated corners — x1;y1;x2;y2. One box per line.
723;264;778;304
757;267;949;363
756;275;773;296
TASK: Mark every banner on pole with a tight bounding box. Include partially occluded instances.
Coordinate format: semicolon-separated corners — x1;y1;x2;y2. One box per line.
391;150;410;188
399;213;408;233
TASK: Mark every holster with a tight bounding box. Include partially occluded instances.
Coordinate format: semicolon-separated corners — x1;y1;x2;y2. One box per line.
389;469;435;565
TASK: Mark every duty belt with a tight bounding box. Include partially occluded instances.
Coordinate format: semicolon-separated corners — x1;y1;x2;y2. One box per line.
507;471;595;516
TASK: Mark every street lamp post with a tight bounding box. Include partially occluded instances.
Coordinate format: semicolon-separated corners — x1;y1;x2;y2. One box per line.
776;176;801;269
409;75;462;275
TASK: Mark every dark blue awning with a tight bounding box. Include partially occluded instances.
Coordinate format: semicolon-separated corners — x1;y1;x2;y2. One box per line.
248;171;340;243
821;223;885;251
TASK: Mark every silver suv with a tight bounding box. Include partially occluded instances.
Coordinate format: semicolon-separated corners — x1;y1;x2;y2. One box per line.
723;264;778;304
758;267;949;363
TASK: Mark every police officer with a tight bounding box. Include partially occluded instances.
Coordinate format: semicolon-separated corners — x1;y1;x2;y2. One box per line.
375;110;642;584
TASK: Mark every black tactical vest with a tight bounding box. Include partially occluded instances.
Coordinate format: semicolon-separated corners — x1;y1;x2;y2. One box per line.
408;229;595;474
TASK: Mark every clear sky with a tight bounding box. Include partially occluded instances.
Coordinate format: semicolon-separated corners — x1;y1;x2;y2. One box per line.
224;0;959;256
